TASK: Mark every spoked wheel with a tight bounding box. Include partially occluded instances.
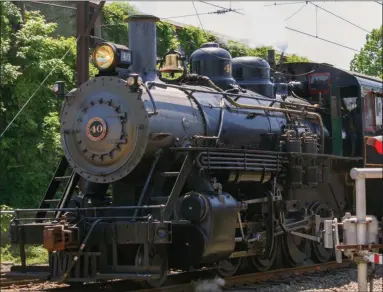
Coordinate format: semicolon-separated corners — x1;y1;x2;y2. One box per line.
310;203;334;263
135;245;168;288
250;236;279;272
281;225;308;267
216;257;244;277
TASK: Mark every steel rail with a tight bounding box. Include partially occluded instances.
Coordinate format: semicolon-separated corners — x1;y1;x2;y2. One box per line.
0;260;353;291
132;260;353;292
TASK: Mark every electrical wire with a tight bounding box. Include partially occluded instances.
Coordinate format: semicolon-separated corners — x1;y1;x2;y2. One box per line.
307;2;371;33
27;1;77;10
284;2;308;22
188;4;315;77
265;1;307;7
0;37;80;139
192;1;206;32
96;8;243;28
161;10;242;20
285;26;361;52
198;0;244;15
374;1;383;5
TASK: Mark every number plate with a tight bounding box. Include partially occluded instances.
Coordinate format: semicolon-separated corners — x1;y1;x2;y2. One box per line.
86;117;107;141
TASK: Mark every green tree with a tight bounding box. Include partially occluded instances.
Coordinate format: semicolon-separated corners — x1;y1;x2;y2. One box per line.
249;46;273;59
156;21;180;57
350;25;382;78
102;2;131;46
101;3;179;58
0;3;78;207
178;25;217;57
22;1;77;38
284;53;310;63
221;40;251;58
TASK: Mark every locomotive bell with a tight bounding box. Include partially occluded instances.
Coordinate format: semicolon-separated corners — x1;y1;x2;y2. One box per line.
160;53;184;73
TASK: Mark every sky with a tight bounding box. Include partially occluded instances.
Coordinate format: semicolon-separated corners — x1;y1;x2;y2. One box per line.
128;1;383;70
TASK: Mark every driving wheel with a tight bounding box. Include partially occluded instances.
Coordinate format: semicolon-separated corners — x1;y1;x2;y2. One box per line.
310;202;334;263
216;257;244;277
281;225;308;267
135;245;168;288
250;235;279;272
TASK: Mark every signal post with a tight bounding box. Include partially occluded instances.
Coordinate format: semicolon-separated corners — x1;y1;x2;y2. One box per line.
324;165;383;292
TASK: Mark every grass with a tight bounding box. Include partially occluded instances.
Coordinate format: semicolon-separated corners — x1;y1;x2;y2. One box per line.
1;204;48;265
1;245;48;265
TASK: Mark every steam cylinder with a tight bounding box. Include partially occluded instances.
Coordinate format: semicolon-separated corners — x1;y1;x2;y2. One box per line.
189;42;235;90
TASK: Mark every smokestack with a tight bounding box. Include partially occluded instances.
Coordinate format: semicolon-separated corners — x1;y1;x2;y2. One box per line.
125;15;160;82
267;49;276;69
279;52;285;66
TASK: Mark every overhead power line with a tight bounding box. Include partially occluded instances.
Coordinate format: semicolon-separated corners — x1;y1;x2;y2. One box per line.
198;0;244;15
374;1;383;5
265;1;307;7
190;2;314;77
192;1;206;32
28;1;77;10
307;2;371;33
162;8;242;20
285;26;361;52
284;3;308;22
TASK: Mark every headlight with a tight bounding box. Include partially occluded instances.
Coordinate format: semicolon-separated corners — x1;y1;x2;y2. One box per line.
92;42;132;71
93;44;115;70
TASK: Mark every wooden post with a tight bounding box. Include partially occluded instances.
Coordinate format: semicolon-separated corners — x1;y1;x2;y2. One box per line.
76;1;105;86
76;1;89;86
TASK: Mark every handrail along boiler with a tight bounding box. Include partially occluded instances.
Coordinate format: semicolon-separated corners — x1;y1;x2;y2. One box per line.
6;14;383;286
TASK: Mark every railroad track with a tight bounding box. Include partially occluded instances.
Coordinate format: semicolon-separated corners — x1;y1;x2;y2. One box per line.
0;260;353;291
133;260;354;292
0;277;44;289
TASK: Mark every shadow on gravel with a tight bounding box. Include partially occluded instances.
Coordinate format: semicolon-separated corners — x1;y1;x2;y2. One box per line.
227;267;383;292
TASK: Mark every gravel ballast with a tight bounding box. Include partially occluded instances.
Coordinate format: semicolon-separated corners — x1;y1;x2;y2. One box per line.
220;267;383;292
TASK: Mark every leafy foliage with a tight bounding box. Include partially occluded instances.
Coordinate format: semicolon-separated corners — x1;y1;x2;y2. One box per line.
0;3;77;208
102;2;130;46
0;1;22;86
157;21;180;57
284;53;310;64
350;25;383;78
221;41;252;58
178;25;217;57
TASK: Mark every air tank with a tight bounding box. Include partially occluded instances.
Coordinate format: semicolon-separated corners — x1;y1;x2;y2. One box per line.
189;42;235;90
232;56;274;98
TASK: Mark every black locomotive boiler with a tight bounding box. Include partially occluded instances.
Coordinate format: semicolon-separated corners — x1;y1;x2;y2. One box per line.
7;14;364;287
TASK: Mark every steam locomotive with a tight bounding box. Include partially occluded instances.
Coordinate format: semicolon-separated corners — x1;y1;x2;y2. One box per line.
7;14;383;287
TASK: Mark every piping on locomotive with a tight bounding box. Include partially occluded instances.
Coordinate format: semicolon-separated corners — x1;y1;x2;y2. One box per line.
6;14;383;287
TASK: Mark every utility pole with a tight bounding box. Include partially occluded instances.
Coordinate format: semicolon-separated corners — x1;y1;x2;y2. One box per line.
76;1;105;86
76;1;89;86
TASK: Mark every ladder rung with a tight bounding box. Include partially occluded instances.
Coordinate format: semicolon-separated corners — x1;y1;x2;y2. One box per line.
54;176;71;181
43;199;60;203
161;172;179;177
